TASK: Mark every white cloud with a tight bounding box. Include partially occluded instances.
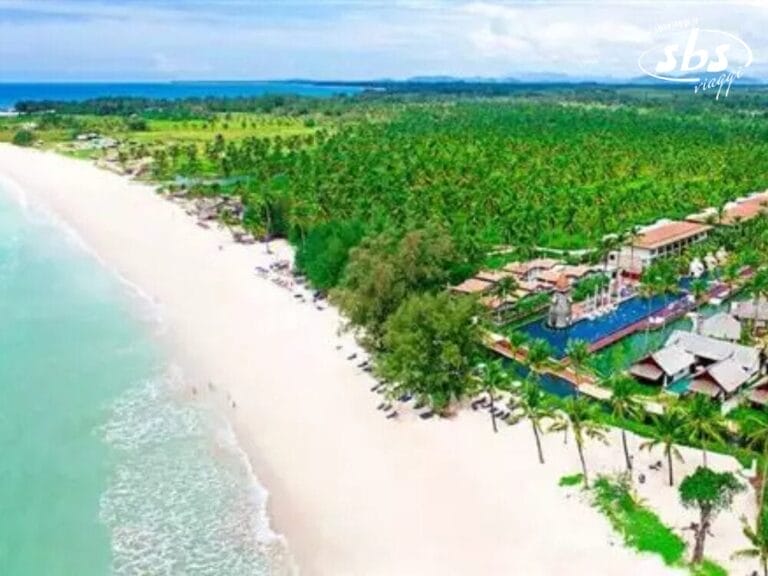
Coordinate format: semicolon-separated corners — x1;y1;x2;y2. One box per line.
0;0;764;81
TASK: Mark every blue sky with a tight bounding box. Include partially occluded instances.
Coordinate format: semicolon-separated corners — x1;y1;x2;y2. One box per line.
0;0;765;81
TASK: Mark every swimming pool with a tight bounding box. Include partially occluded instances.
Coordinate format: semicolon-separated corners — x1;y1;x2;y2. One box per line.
666;377;692;395
503;360;577;398
520;293;684;358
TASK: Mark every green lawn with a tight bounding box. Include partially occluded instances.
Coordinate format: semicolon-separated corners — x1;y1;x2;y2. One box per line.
591;475;729;576
592;476;686;566
559;473;584;487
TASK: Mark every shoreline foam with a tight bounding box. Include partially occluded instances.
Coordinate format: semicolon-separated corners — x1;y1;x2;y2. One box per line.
0;143;758;575
0;170;289;575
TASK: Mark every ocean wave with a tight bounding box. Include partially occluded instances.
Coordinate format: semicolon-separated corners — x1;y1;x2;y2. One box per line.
99;370;293;575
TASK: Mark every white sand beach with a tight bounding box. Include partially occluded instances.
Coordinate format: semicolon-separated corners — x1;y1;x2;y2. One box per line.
0;143;759;575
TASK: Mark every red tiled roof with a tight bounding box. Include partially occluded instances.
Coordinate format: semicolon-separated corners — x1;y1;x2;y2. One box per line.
629;361;664;382
688;193;768;226
536;269;565;284
503;262;526;275
750;387;768;406
689;378;722;398
721;195;768;224
503;258;561;275
633;221;711;250
451;278;493;294
480;295;517;310
476;269;515;283
562;265;593;278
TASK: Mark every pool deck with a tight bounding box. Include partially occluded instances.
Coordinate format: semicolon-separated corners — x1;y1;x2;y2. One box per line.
486;270;754;404
587;277;746;353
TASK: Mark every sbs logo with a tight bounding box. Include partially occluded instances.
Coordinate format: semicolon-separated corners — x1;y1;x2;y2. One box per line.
638;28;752;84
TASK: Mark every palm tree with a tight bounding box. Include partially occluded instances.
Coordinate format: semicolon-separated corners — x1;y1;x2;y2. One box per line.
600;233;622;275
565;339;592;387
716;203;727;225
526;338;555;373
743;412;768;512
495;276;518;300
723;259;741;289
493;276;518;324
690;277;708;304
638;272;663;354
640;407;687;486
683;395;726;467
732;514;768;576
657;261;679;328
476;359;509;434
626;225;641;275
508;375;553;464
606;374;642;474
550;396;609;488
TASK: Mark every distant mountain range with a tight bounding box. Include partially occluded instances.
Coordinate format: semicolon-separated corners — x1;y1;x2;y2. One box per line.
402;73;767;85
301;72;765;86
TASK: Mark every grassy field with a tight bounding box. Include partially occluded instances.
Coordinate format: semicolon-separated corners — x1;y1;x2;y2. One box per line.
0;112;320;144
587;476;727;576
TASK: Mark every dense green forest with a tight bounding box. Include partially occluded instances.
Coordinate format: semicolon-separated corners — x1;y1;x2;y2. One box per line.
6;85;768;416
229;101;768;250
9;86;768;275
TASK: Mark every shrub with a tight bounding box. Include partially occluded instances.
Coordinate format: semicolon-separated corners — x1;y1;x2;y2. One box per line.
294;220;365;291
12;129;34;147
559;473;584;487
592;476;686;566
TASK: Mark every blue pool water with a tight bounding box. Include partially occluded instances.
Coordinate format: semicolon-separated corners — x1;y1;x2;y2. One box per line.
667;377;692;395
504;361;577;398
521;293;684;358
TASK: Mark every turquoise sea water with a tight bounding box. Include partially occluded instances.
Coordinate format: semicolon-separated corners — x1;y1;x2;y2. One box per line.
0;81;361;109
0;182;282;574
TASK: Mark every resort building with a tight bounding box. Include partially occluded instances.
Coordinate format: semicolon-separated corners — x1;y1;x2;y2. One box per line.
697;312;742;342
630;330;761;399
687;191;768;226
630;345;694;387
475;269;516;283
690;359;757;400
451;258;601;325
608;220;711;276
451;277;495;295
732;298;768;331
748;380;768;408
503;258;561;282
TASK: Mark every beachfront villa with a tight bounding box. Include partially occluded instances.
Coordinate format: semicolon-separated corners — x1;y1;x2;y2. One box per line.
630;330;762;400
732;298;768;332
687;190;768;226
608;220;711;277
696;312;742;342
503;258;561;282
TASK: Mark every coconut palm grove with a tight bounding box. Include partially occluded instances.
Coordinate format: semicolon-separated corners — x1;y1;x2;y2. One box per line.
6;82;768;574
